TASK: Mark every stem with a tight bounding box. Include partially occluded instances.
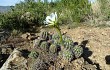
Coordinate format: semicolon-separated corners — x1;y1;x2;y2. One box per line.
55;26;63;44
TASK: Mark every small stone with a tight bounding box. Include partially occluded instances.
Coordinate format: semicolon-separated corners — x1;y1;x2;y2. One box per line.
2;48;7;54
21;33;29;40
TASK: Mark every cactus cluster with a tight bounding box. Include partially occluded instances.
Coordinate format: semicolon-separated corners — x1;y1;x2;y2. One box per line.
33;31;84;62
72;45;83;58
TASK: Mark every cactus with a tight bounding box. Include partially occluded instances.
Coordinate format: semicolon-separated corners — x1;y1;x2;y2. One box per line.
62;35;71;40
52;33;61;45
33;39;43;48
64;39;73;49
63;35;73;49
54;40;61;45
28;51;39;59
49;44;58;54
40;31;49;40
52;33;60;40
40;41;49;52
62;49;74;62
72;45;83;58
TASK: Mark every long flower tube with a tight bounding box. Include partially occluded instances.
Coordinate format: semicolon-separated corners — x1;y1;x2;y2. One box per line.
44;12;63;43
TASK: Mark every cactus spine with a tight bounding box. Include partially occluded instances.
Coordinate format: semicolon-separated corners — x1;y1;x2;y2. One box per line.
72;45;83;58
28;51;39;59
63;35;73;49
40;31;49;40
62;49;74;62
49;44;58;54
40;41;49;52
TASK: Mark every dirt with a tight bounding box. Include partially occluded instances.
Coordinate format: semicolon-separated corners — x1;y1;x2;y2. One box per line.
60;26;110;70
0;26;110;70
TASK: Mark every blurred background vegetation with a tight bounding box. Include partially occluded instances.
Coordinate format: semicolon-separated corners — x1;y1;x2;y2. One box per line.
0;0;109;32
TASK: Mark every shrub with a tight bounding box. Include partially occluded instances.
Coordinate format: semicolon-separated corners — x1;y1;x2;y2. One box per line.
0;0;92;32
0;0;48;32
97;0;110;21
57;0;91;23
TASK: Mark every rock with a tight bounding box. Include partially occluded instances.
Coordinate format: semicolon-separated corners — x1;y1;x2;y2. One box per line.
0;30;10;44
27;35;38;40
21;33;30;40
0;44;13;54
31;58;49;70
0;49;27;70
82;64;97;70
62;31;67;35
1;48;13;54
1;48;7;54
21;33;38;40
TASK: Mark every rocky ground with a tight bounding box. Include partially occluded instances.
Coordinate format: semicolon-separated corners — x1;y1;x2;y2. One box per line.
0;26;110;70
61;26;110;70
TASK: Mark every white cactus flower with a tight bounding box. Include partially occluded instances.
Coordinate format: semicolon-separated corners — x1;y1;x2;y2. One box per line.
44;12;57;26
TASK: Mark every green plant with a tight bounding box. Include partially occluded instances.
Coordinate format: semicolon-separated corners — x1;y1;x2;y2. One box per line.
49;44;58;54
0;1;48;32
62;49;73;62
52;33;60;40
40;31;49;40
52;33;61;45
28;51;39;59
57;0;91;23
64;40;73;50
40;41;49;52
54;40;61;46
97;0;110;20
72;45;83;58
62;35;73;49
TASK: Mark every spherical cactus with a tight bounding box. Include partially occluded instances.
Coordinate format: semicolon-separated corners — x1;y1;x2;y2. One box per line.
40;41;49;52
28;51;39;59
52;33;60;41
64;40;73;49
72;45;83;58
63;35;73;49
52;33;61;45
62;49;74;62
49;44;58;54
40;31;49;40
62;35;71;41
54;40;61;45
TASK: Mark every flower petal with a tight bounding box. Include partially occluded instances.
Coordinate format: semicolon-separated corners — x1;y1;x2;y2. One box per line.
55;12;57;21
50;13;55;21
46;16;53;23
44;12;58;26
44;21;48;24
